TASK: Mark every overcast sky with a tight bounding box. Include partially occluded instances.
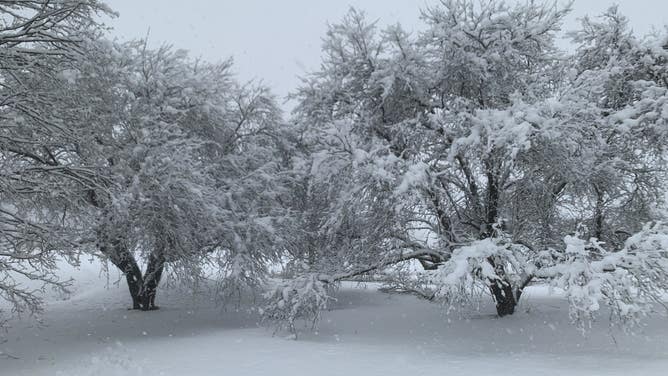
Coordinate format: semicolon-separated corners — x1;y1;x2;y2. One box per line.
106;1;668;106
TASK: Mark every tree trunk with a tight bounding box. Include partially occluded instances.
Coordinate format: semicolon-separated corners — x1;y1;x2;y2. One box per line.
486;256;518;317
116;254;144;310
482;158;518;316
99;229;167;311
93;202;162;311
99;234;144;310
489;278;517;316
139;249;165;311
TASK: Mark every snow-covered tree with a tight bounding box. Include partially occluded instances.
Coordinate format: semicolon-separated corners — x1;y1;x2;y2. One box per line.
1;0;292;314
0;0;111;318
65;39;291;310
267;1;668;330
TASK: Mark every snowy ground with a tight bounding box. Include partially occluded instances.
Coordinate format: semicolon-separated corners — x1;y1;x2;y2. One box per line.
1;261;668;376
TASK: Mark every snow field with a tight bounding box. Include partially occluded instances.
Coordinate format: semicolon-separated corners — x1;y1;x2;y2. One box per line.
1;261;667;375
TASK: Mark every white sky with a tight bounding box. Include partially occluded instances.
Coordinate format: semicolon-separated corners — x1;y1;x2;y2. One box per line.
105;1;668;106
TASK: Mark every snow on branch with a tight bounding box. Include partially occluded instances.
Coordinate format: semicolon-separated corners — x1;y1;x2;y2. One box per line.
537;223;668;328
262;249;441;333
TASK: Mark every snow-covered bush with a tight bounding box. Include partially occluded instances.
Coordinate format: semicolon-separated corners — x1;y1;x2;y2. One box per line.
262;274;336;335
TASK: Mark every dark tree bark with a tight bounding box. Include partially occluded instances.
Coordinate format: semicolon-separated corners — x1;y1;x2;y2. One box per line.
98;227;144;310
486;256;517;316
139;249;166;311
482;157;519;317
490;282;517;317
489;280;517;316
90;194;147;310
97;226;167;310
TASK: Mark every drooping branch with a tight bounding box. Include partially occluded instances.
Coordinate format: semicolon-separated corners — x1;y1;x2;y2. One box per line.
317;250;441;284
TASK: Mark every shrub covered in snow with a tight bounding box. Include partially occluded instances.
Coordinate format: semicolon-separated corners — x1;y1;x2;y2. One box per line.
262;274;336;335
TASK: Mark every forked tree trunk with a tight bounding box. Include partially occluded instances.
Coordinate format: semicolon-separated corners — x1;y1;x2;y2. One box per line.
138;250;165;311
99;235;166;310
99;235;144;309
93;200;164;310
